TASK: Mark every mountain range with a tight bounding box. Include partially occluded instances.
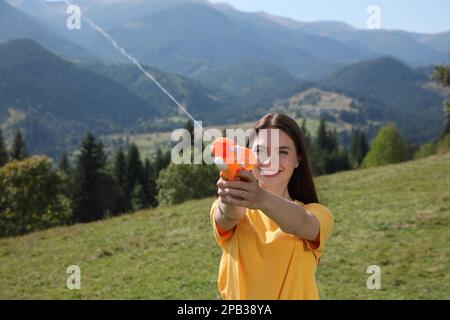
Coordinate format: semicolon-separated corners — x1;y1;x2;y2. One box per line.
4;0;448;79
0;0;448;160
0;39;159;157
0;0;88;59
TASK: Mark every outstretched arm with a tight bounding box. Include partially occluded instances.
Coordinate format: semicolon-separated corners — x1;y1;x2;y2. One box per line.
214;177;246;232
219;170;320;241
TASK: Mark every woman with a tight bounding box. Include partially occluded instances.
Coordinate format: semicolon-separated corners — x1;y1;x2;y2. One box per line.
210;113;334;300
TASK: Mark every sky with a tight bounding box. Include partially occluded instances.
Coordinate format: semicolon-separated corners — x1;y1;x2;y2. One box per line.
209;0;450;34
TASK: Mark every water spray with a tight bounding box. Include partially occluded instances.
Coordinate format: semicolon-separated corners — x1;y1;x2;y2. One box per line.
63;1;257;179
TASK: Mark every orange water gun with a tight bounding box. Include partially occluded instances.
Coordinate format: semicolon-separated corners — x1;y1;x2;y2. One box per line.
211;137;257;180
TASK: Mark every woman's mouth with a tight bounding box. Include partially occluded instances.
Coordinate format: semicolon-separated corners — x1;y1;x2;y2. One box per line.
260;169;281;177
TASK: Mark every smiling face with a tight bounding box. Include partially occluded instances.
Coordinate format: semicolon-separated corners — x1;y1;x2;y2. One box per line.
251;128;301;197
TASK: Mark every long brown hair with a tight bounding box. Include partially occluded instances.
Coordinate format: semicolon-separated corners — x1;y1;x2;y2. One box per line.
253;113;319;204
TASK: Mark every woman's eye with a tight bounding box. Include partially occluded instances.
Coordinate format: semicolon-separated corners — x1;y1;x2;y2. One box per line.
280;151;288;155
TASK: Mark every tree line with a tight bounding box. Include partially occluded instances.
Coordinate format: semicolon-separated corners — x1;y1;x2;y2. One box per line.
0;129;172;236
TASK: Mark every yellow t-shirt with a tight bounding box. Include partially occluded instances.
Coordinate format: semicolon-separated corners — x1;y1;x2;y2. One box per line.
210;198;334;300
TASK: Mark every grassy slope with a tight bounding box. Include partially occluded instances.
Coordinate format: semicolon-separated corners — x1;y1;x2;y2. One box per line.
0;152;449;299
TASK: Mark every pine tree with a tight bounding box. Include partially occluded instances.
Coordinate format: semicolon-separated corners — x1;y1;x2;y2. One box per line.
58;152;71;175
141;158;157;207
316;119;337;153
154;148;171;177
0;128;8;167
312;119;350;174
301;118;312;152
316;119;328;152
131;184;147;211
126;143;143;210
185;120;195;147
350;129;369;167
10;129;28;161
57;152;72;200
329;129;339;152
326;148;351;174
335;147;351;172
72;133;113;222
113;147;129;214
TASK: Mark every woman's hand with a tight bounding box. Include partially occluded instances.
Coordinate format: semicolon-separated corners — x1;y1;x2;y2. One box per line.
216;176;246;224
217;169;266;210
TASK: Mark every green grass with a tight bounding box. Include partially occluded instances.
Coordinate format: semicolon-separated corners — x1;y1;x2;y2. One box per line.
1;152;449;299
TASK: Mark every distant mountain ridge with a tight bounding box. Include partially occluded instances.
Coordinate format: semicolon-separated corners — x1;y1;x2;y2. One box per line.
0;0;88;59
0;39;160;157
4;0;448;80
323;56;445;143
0;0;448;159
0;39;158;123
